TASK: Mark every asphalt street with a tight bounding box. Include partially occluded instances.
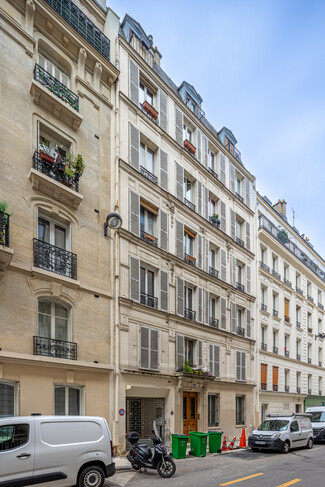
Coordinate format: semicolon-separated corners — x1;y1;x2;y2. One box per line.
107;444;325;487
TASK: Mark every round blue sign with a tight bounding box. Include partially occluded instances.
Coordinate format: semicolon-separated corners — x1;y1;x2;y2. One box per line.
119;408;125;416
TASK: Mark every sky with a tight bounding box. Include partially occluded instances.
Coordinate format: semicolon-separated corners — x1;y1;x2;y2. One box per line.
108;0;325;258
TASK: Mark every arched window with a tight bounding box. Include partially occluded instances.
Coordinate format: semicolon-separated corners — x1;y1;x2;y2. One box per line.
38;51;69;87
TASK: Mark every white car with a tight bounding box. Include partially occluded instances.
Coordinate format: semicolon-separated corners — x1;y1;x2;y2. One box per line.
305;406;325;441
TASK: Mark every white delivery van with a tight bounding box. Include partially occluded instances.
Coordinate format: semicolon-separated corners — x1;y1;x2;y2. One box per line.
0;415;115;487
305;406;325;441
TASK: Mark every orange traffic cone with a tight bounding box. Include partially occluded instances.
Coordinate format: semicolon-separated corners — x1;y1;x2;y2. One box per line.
221;435;229;451
228;437;236;450
239;428;246;448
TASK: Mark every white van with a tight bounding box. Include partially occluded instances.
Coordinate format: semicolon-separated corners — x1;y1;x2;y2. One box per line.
305;406;325;441
0;415;115;487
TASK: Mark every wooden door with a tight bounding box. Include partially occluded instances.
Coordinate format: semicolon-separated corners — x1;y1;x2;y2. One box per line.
183;392;197;437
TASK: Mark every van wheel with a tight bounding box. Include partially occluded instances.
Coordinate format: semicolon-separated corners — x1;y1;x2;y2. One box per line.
282;441;290;454
79;466;105;487
306;438;313;449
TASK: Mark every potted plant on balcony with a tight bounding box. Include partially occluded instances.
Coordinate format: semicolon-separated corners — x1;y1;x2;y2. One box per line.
0;201;13;245
183;360;193;374
184;139;196;155
39;140;54;165
210;213;220;225
277;229;289;244
66;153;86;181
142;100;159;120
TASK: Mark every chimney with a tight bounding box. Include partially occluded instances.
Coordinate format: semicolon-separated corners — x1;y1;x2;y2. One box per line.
273;199;287;217
153;46;162;66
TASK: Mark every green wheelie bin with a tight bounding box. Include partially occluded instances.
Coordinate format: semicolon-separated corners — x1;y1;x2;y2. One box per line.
208;431;223;453
189;431;208;457
171;434;189;459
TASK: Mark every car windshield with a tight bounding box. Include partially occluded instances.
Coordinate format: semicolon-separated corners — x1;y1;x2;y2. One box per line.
257;420;289;431
310;411;325;422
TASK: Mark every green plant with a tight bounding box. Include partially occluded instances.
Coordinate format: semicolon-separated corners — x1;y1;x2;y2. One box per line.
183;360;193;374
66;153;86;177
0;201;12;216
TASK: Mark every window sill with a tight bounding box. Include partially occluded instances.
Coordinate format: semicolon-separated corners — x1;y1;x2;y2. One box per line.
0;245;14;276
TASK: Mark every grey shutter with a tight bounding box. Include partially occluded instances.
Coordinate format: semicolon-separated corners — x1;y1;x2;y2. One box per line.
220;248;227;282
197;181;202;216
246;265;251;295
246;309;251;338
150;329;159;370
160;270;169;312
245;178;251;208
229;162;235;194
219;153;226;185
230;209;236;240
220;297;226;330
231;302;237;333
130;257;140;302
242;352;246;381
175;106;183;145
175;162;184;201
204;238;209;273
140;326;149;368
220;200;226;233
236;351;241;380
209;344;213;375
176;335;185;371
204;186;209;220
204;290;209;325
175;220;184;260
129;190;140;236
159;210;168;252
159;89;168;131
197;287;203;323
159;149;168;191
197;129;202;162
203;135;208;167
129;59;139;106
129;123;140;170
246;222;251;251
214;345;220;378
176;276;184;317
197;234;202;269
231;255;236;287
197;341;203;367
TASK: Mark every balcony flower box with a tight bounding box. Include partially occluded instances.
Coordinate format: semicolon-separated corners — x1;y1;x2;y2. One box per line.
142;101;158;120
144;232;156;242
185;254;196;264
40;151;54;164
184;139;196;155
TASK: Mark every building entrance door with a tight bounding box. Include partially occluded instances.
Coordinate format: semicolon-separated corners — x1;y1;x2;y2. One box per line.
183;392;197;436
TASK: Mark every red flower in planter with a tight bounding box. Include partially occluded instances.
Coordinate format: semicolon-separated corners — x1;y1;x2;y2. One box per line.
184;139;196;155
142;101;159;120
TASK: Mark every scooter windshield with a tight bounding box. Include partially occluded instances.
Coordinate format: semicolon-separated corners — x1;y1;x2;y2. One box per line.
153;420;162;441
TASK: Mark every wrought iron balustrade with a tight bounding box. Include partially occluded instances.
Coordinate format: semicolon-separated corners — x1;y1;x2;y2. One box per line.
44;0;110;61
297;387;301;393
285;350;289;358
236;326;245;337
318;303;324;310
209;266;218;278
33;238;77;279
296;321;301;328
33;335;77;360
235;192;243;203
236;236;244;247
33;151;79;192
308;328;313;334
308;358;312;364
184;198;195;211
283;278;292;287
284;315;290;323
140;166;158;184
296;286;304;296
297;354;301;361
272;269;281;280
225;142;242;163
261;343;267;351
319;361;322;367
259;261;270;273
140;292;158;309
209;317;219;328
273;309;278;317
184;253;196;266
261;382;267;391
320;390;322;396
236;282;245;292
34;64;79;111
184;308;196;321
207;167;218;179
273;384;278;392
273;346;278;354
307;295;314;303
261;303;267;311
0;211;10;247
308;389;312;395
140;229;157;246
285;385;289;393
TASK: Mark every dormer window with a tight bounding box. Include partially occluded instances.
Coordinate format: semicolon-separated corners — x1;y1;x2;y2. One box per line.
225;135;234;155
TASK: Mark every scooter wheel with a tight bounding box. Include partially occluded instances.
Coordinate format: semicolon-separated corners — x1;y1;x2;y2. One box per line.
132;463;141;471
157;458;176;478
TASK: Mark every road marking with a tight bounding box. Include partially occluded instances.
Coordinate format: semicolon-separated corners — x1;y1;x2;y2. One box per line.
220;473;264;485
276;480;301;487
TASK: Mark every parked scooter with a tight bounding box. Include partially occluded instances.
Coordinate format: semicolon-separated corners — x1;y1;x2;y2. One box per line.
125;421;176;478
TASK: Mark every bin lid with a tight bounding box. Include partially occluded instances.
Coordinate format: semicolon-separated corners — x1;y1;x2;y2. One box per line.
171;434;189;437
189;431;208;436
208;431;223;435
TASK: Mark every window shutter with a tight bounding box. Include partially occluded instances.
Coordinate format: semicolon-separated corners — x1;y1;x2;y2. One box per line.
176;276;184;317
229;162;235;194
197;340;203;367
220;200;226;233
246;309;251;338
209;344;213;375
160;270;169;312
129;59;139;105
140;327;149;368
220;248;227;282
197;129;202;162
241;352;246;381
159;209;168;252
203;135;208;167
231;255;236;287
61;71;68;88
231;302;237;333
204;238;209;272
129;123;140;170
204;186;209;220
246;222;251;251
159;149;168;191
46;59;54;76
175;162;184;201
197;181;202;216
204;290;209;325
175;106;183;145
246;265;251;295
197;234;202;269
175;220;184;260
176;334;184;371
219;153;226;185
236;351;241;380
129;190;140;236
214;345;220;378
130;257;140;302
150;329;159;370
38;52;45;69
230;209;236;240
245;178;251;208
197;287;203;323
159;89;168;131
220;297;226;330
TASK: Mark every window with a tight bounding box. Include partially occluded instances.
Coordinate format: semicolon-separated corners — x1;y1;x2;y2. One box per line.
185;338;194;367
209;344;220;377
273;366;279;391
54;385;83;415
38;300;70;343
140;201;157;240
272;255;278;272
319;319;322;334
284;298;290;321
236;351;246;381
296;305;301;326
261;287;266;306
139;80;154;106
38;215;69;251
209;197;217;217
237;308;243;327
285;370;289;388
261;327;266;346
38;125;70;160
0;382;17;417
296;272;301;288
140;266;156;308
261;364;267;389
284;263;289;279
140;326;159;370
284;335;289;354
184;177;193;202
236;396;245;425
208;395;219;426
209;150;215;171
273;293;278;314
0;424;29;451
236;176;243;198
140;142;155;174
236;219;243;241
38;52;69;86
184;285;194;311
308;374;312;391
291;420;299;432
296;340;301;360
184;229;194;257
308;312;312;332
273;330;277;350
183;123;192;143
210;297;217;319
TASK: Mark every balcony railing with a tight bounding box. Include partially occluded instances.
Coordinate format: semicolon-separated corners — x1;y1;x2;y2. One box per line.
308;389;312;395
33;151;79;192
209;216;220;227
320;390;323;396
34;64;79;111
184;253;196;266
296;286;304;296
236;282;245;292
259;261;270;273
209;317;219;328
209;266;218;278
285;385;289;393
184;308;196;321
307;295;314;303
261;303;267;311
261;382;267;391
296;321;301;328
33;335;77;360
184;198;195;211
140;292;158;309
225;142;242;163
207;167;218;180
308;358;312;364
140;229;157;246
33;238;77;279
273;384;278;392
44;0;110;61
319;361;322;367
140;166;158;184
285;350;289;358
318;303;324;310
284;315;290;323
235;192;244;203
297;354;301;361
273;309;278;317
0;211;10;247
273;346;278;355
236;326;245;337
261;343;267;351
236;236;244;247
185;98;205;120
272;269;281;280
297;387;301;394
283;278;292;287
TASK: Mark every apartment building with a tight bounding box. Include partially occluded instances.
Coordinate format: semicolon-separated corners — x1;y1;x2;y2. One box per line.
0;0;119;424
256;195;325;421
115;15;257;450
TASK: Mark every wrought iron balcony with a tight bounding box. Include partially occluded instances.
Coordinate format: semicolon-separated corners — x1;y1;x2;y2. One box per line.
33;238;77;279
296;286;304;296
261;303;267;311
320;390;322;396
272;269;281;280
34;64;79;111
273;384;278;392
307;295;314;303
261;382;267;391
236;282;245;292
283;278;292;287
261;342;267;351
308;328;313;334
273;346;278;355
285;385;289;393
0;211;10;247
184;253;196;266
207;167;218;180
319;361;322;367
184;308;196;321
209;216;220;227
259;261;270;273
209;317;219;328
44;0;110;61
308;389;312;395
236;236;244;247
236;326;245;337
318;302;324;310
140;292;158;309
284;315;290;323
225;142;242;163
184;198;195;211
297;387;301;394
33;335;77;360
297;354;301;361
296;321;301;328
140;166;158;184
273;309;278;317
140;229;157;246
209;266;218;278
308;358;312;364
235;192;244;203
285;350;289;358
185;98;205;120
33;151;79;192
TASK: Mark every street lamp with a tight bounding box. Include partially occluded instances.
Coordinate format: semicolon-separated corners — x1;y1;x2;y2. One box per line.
104;212;123;236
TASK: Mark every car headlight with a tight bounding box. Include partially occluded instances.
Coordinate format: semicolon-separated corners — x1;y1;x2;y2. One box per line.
271;433;281;438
